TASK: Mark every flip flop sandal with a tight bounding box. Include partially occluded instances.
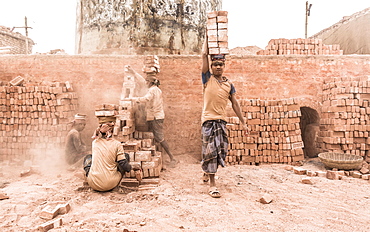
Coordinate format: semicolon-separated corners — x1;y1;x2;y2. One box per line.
202;173;209;183
208;187;221;198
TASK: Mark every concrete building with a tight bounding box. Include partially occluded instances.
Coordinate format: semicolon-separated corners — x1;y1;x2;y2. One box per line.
75;0;222;55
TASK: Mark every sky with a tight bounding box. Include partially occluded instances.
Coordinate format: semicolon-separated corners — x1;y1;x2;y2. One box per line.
0;0;369;54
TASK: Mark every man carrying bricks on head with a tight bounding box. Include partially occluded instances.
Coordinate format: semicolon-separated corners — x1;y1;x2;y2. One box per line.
84;119;141;191
201;37;249;198
65;113;90;167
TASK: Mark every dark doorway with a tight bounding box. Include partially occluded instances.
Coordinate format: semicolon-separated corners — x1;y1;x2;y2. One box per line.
299;107;320;158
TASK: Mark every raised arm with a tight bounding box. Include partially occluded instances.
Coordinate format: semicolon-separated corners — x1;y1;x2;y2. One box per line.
202;37;210;74
126;65;146;86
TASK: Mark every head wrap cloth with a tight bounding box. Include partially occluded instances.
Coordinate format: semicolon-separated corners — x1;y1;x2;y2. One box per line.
92;122;115;140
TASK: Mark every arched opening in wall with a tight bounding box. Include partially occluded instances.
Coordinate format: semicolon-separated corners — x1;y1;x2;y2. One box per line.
299;107;320;158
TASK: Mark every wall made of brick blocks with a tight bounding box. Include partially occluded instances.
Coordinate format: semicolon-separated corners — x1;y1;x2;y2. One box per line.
0;32;33;54
0;54;369;161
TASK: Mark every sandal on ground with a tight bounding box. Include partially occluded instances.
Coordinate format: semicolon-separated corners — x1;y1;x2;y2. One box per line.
202;173;209;183
208;186;221;198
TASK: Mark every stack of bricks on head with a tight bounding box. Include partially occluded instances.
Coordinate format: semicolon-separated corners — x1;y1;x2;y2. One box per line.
143;55;160;74
206;11;229;55
94;55;162;179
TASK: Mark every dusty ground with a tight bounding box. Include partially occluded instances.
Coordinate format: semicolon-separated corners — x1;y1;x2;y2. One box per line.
1;154;370;232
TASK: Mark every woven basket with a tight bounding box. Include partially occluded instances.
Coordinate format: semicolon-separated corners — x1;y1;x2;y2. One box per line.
318;152;363;170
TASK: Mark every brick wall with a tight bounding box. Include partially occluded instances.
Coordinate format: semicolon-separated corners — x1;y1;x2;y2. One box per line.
0;54;369;162
0;27;34;54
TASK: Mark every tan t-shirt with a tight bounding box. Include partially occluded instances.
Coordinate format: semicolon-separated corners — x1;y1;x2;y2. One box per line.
202;73;233;124
87;138;125;191
138;86;164;121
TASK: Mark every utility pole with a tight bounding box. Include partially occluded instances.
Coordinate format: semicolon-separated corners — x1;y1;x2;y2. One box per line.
305;1;312;39
12;16;32;54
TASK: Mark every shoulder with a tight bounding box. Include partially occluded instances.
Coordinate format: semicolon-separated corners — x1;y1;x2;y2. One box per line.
109;139;122;146
68;129;79;136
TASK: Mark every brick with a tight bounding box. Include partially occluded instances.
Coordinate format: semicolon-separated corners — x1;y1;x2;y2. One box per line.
359;167;369;174
326;171;340;180
121;178;140;187
10;76;24;86
352;171;362;178
293;167;306;175
56;202;71;215
259;193;273;204
306;170;317;177
0;192;9;200
301;177;313;184
20;169;31;177
134;151;152;162
39;205;60;220
37;217;62;231
141;160;159;169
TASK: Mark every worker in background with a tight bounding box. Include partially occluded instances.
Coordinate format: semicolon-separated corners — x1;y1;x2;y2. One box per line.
65;113;90;167
128;69;177;168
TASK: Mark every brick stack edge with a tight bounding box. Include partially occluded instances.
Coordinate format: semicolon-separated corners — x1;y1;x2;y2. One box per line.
257;38;343;55
0;78;78;161
206;11;229;55
319;77;370;156
226;98;304;165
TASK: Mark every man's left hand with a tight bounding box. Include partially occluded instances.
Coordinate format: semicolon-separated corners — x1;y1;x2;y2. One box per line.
243;124;250;136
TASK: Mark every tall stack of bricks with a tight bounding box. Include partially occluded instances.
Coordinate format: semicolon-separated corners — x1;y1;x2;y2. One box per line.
257;38;343;55
0;78;78;161
319;76;370;158
142;55;160;74
226;98;304;165
206;11;229;55
121;66;136;99
94;103;162;178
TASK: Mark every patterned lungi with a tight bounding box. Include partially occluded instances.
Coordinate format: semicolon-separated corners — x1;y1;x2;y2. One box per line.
201;119;228;174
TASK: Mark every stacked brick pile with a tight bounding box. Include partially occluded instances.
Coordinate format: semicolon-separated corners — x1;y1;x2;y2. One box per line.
0;77;78;161
319;77;370;157
142;55;160;74
206;11;229;55
226;98;304;165
94;102;162;178
124;130;163;178
256;38;343;55
121;66;136;99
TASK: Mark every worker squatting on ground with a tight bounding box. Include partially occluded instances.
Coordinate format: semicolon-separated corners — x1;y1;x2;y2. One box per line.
201;37;250;198
128;68;177;168
83;120;141;192
65;113;90;167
